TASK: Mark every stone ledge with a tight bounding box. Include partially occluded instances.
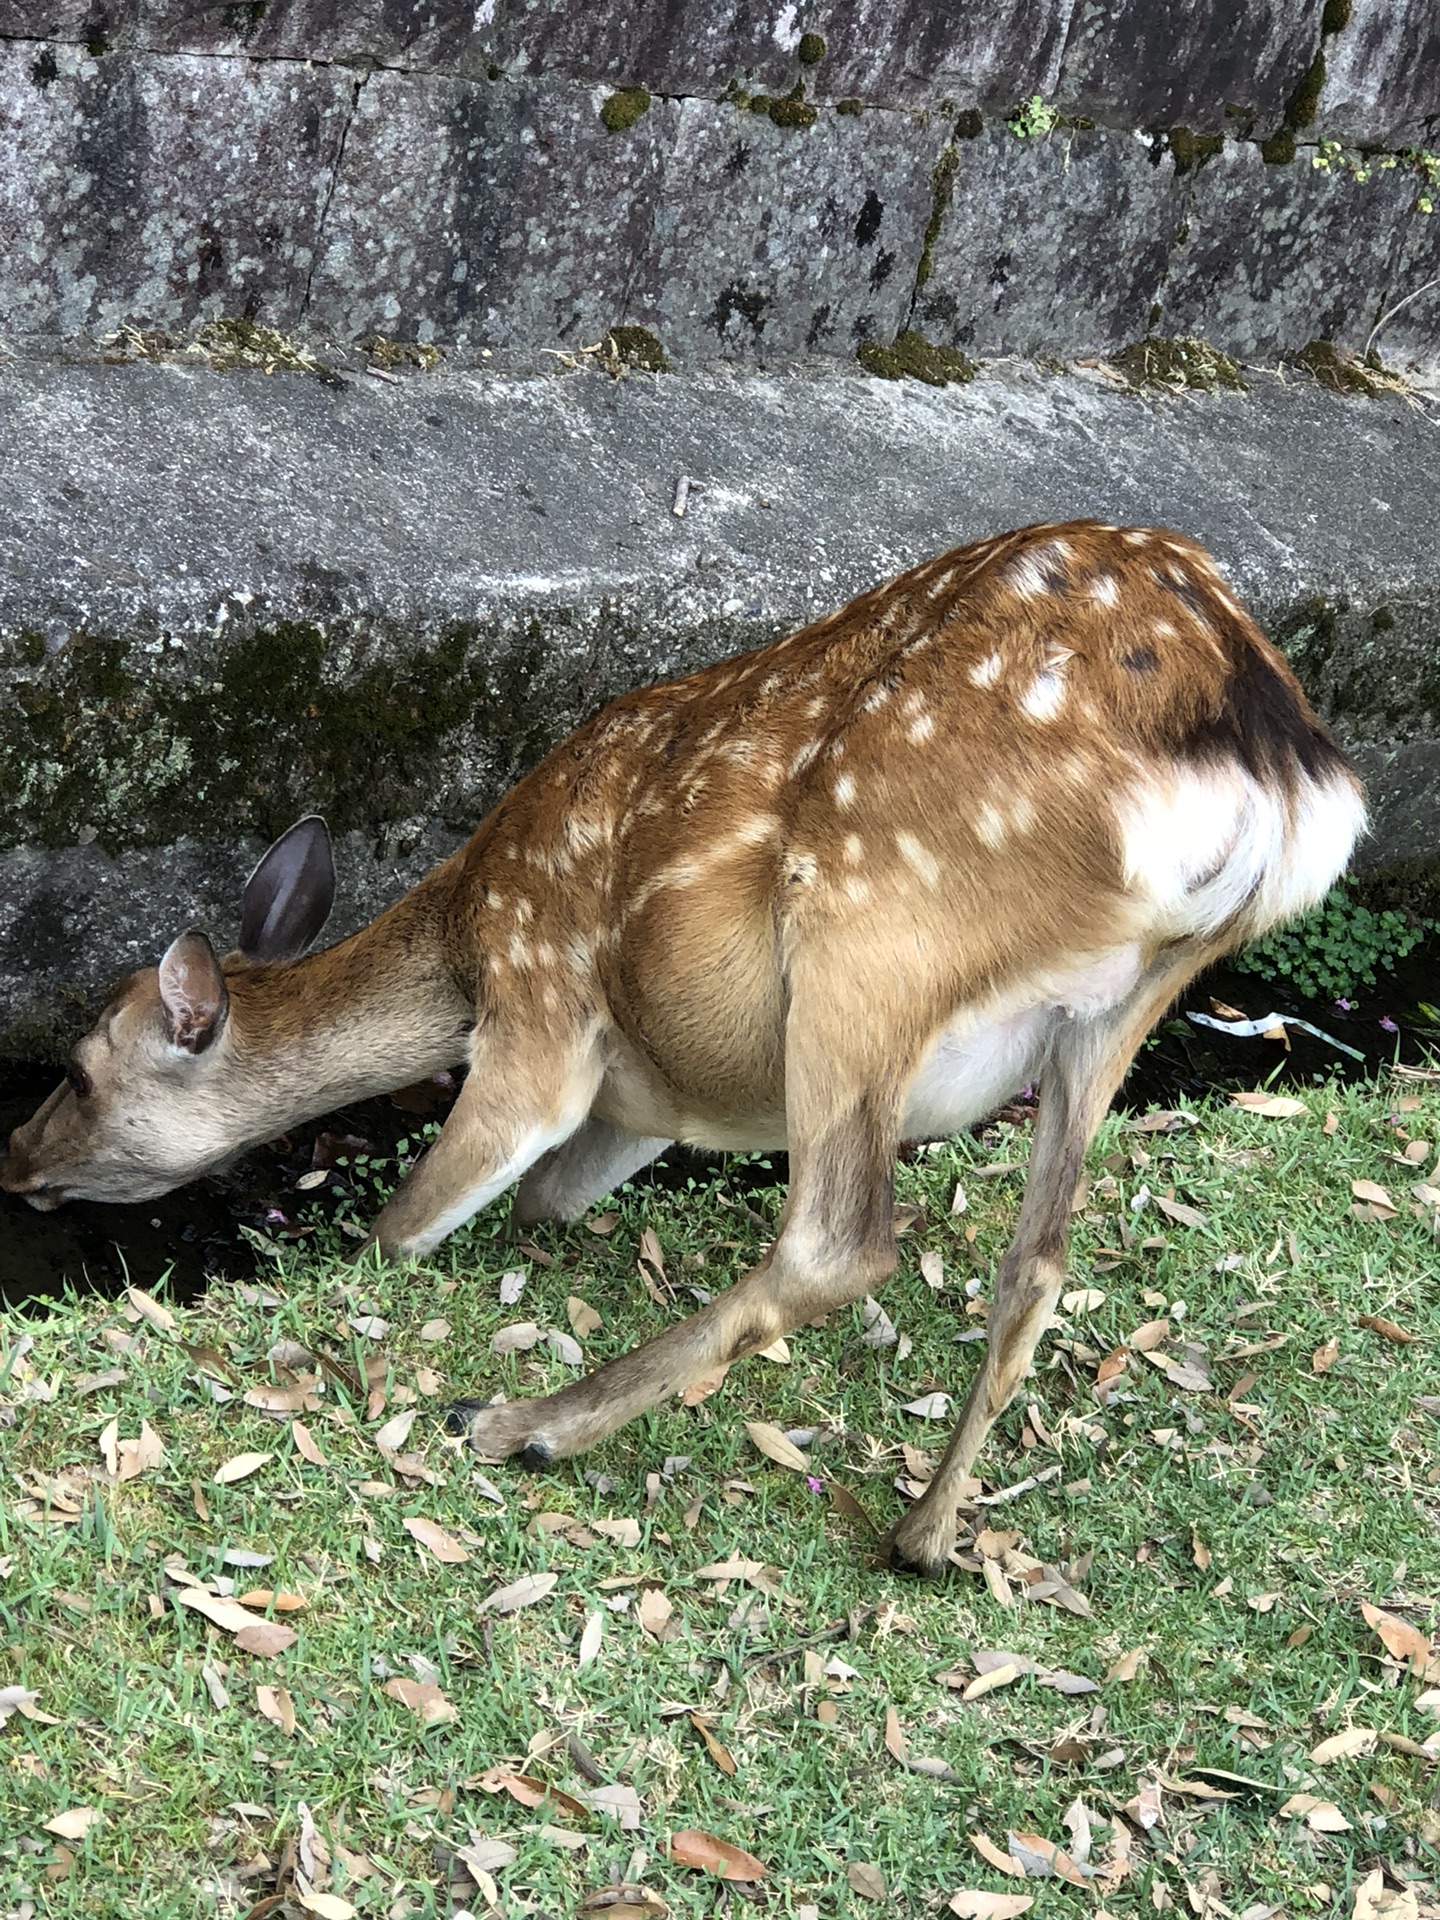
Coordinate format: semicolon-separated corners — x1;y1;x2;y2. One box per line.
1;353;1436;1054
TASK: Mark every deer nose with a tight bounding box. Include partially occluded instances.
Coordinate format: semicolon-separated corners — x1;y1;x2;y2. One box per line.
0;1135;47;1199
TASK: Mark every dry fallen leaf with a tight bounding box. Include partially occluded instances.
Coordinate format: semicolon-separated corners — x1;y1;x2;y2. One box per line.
667;1830;765;1880
690;1713;737;1775
578;1611;604;1667
43;1808;101;1841
1353;1868;1419;1920
920;1249;945;1290
296;1891;356;1920
902;1392;953;1420
1230;1091;1307;1118
1312;1337;1340;1373
1007;1832;1089;1884
1311;1726;1377;1764
373;1407;417;1455
492;1321;542;1355
680;1366;729;1407
638;1588;677;1641
480;1571;558;1614
214;1452;271;1486
1359;1312;1416;1344
846;1863;887;1901
383;1676;459;1725
126;1285;176;1332
963;1661;1020;1701
255;1683;297;1736
237;1589;307;1613
949;1896;1034;1919
1279;1792;1352;1832
744;1420;809;1473
969;1832;1022;1876
1107;1648;1146;1683
403;1515;471;1564
1351;1179;1397;1213
568;1296;603;1338
292;1420;329;1467
1361;1602;1431;1667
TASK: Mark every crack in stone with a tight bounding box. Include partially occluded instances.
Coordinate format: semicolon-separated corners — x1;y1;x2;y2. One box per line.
301;65;368;324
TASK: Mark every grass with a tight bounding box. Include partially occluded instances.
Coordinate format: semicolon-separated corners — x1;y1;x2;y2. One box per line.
4;1076;1440;1917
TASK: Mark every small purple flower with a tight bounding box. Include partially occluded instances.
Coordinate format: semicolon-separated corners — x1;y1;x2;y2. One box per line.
1380;1015;1399;1034
806;1475;824;1494
1333;997;1353;1012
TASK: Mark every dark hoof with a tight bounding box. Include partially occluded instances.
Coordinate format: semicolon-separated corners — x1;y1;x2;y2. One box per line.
887;1542;931;1578
518;1438;554;1471
446;1396;497;1437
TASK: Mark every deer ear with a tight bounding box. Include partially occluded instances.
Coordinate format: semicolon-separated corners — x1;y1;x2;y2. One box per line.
240;815;336;963
158;931;229;1054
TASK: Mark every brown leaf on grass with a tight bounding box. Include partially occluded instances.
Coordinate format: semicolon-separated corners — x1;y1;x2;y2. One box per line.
949;1896;1034;1919
1129;1318;1170;1351
690;1713;737;1775
962;1662;1020;1701
244;1383;317;1413
578;1888;668;1918
1359;1313;1416;1344
1362;1602;1433;1667
479;1571;558;1613
680;1366;729;1406
1279;1792;1351;1831
255;1684;297;1735
292;1421;328;1467
920;1249;945;1290
1312;1337;1340;1373
846;1864;886;1901
1007;1833;1089;1884
403;1515;471;1564
1352;1868;1420;1920
667;1830;765;1879
827;1481;877;1532
475;1767;588;1819
638;1588;678;1642
1153;1195;1207;1229
43;1808;101;1841
214;1452;271;1485
237;1590;307;1613
382;1676;458;1725
744;1420;808;1472
1351;1180;1397;1213
126;1285;176;1332
1191;1530;1211;1572
373;1408;417;1455
418;1318;451;1343
568;1296;603;1338
883;1704;961;1780
234;1617;299;1657
117;1420;164;1481
1310;1726;1377;1763
969;1833;1022;1876
492;1321;541;1355
1230;1092;1307;1118
1094;1346;1128;1397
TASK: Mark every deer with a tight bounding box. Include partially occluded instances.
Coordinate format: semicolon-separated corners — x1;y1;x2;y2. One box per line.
2;520;1364;1575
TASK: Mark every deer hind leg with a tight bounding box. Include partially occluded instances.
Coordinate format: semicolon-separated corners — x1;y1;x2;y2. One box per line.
510;1118;672;1229
884;946;1212;1578
452;989;921;1468
366;1025;604;1259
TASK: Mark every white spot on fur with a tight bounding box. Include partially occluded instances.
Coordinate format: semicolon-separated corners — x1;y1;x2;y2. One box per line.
843;833;864;865
1090;573;1119;606
834;772;857;808
485;889;503;910
969;651;1002;689
790;739;821;776
895;831;941;888
843;875;870;904
1010;794;1036;834
908;710;936;743
1020;669;1067;721
976;804;1006;849
508;935;531;968
513;896;533;923
1123;529;1150;545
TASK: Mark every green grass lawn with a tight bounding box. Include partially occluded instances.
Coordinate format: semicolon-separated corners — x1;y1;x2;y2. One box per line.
4;1075;1440;1919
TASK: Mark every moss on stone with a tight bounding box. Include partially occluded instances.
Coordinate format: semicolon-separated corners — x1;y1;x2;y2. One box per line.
857;330;978;387
0;617;562;855
600;87;651;133
835;97;863;116
1167;127;1224;175
749;84;818;129
602;326;671;373
914;142;960;289
1321;0;1352;35
797;31;826;65
1287;339;1410;396
363;336;442;371
1260;128;1297;164
1111;336;1245;393
1285;50;1326;131
953;109;984;140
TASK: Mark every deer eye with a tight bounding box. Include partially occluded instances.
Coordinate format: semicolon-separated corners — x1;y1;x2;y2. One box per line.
66;1061;93;1100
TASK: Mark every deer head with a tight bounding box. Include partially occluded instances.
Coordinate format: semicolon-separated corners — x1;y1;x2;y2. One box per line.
1;817;336;1208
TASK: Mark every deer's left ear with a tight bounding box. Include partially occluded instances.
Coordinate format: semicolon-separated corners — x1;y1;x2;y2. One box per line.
158;931;230;1054
239;815;336;964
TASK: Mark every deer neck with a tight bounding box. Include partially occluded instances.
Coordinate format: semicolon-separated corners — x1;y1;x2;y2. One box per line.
223;883;474;1131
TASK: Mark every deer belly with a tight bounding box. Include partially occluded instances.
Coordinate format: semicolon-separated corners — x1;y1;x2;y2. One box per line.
902;1007;1051;1141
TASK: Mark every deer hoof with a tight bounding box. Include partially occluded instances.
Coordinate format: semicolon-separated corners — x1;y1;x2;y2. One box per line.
879;1520;952;1581
518;1438;554;1471
449;1396;557;1467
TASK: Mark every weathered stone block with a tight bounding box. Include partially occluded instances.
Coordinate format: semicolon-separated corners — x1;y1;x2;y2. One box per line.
1316;0;1440;149
622;97;941;361
914;124;1184;358
306;70;671;349
1055;0;1327;138
1378;198;1440;371
0;42;350;336
131;0;481;68
1158;140;1414;359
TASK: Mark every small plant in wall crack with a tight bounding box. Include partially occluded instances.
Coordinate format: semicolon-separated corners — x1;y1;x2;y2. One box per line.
1005;94;1062;139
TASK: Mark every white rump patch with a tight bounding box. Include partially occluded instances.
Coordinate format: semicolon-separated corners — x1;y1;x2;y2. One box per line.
1116;763;1366;939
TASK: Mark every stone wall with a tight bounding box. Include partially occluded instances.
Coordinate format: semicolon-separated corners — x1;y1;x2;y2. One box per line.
2;0;1437;367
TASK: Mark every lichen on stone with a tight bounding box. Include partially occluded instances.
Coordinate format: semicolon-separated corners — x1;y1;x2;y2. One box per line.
856;331;978;387
600;87;651;133
364;336;442;371
601;326;671;374
1167;127;1224;175
1111;336;1245;393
